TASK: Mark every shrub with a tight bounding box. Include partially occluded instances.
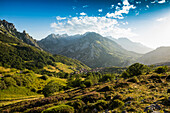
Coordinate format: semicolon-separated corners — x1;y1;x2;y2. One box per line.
99;74;115;82
40;75;48;80
122;63;149;78
127;76;139;83
68;100;85;110
42;80;60;97
42;105;74;113
94;100;108;111
3;77;17;87
109;99;124;109
0;81;7;90
155;66;168;74
84;80;93;87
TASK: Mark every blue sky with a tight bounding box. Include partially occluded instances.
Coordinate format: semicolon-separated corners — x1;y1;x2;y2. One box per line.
0;0;170;48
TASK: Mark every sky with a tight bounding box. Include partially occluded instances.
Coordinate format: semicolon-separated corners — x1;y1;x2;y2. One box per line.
0;0;170;48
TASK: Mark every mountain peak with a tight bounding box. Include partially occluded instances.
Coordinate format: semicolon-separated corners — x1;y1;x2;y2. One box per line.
0;19;17;32
0;20;41;49
83;32;101;36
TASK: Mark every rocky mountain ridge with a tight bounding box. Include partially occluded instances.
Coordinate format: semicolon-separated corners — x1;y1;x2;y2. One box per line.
38;32;141;68
0;19;41;49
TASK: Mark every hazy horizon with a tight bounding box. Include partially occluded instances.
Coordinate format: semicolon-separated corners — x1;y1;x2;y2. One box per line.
1;0;170;48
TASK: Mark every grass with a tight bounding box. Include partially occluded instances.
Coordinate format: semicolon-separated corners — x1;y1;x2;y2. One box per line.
55;62;74;73
0;66;11;74
44;65;60;73
43;62;75;74
0;95;43;107
47;77;67;86
0;87;37;100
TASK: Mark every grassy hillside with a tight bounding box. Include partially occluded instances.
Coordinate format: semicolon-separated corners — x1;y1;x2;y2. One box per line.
0;64;169;113
0;33;90;73
0;67;68;106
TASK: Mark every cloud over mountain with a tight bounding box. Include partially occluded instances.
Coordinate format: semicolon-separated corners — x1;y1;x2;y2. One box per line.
51;16;136;38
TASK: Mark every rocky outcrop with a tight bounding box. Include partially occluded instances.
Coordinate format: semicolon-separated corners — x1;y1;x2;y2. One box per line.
0;19;41;49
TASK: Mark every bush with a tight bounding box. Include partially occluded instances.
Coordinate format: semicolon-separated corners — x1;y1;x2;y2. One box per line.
68;100;85;110
94;100;108;111
42;80;60;97
127;76;139;83
122;63;149;78
3;77;17;87
42;105;74;113
155;66;168;74
84;80;93;87
99;74;115;82
109;99;124;109
40;75;48;80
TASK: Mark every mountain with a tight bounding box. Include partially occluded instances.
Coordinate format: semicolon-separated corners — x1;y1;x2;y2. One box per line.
0;20;90;71
37;33;82;53
107;37;153;54
38;32;141;68
138;46;170;65
0;19;41;49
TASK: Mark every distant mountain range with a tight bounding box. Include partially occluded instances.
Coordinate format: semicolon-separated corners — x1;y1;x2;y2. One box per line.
107;37;153;54
0;19;89;71
138;46;170;65
38;32;141;68
1;19;170;68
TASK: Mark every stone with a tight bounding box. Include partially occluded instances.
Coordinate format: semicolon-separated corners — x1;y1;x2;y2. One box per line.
125;101;131;105
122;110;128;113
124;97;134;101
144;104;161;112
152;111;160;113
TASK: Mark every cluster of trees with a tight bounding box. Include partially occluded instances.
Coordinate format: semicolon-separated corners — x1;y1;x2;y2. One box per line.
67;72;116;88
122;63;168;78
42;72;116;97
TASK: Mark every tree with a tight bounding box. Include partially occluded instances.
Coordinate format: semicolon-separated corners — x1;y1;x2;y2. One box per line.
155;66;168;74
42;80;60;97
122;63;149;78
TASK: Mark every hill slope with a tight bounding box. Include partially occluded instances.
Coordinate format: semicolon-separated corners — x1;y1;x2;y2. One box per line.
1;68;169;113
0;20;90;71
138;46;170;65
107;37;153;54
38;32;141;68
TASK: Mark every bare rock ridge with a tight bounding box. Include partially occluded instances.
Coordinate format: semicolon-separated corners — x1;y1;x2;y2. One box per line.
0;19;41;49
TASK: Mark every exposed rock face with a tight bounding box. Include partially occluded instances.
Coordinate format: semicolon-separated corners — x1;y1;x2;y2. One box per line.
0;19;41;49
38;32;141;68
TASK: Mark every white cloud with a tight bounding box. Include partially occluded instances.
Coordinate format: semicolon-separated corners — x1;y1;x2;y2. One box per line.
56;16;66;20
110;4;114;9
98;9;103;12
80;12;87;16
83;5;88;8
158;0;166;4
51;16;136;38
123;0;129;6
146;5;149;8
118;3;121;6
106;0;136;19
156;17;167;22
